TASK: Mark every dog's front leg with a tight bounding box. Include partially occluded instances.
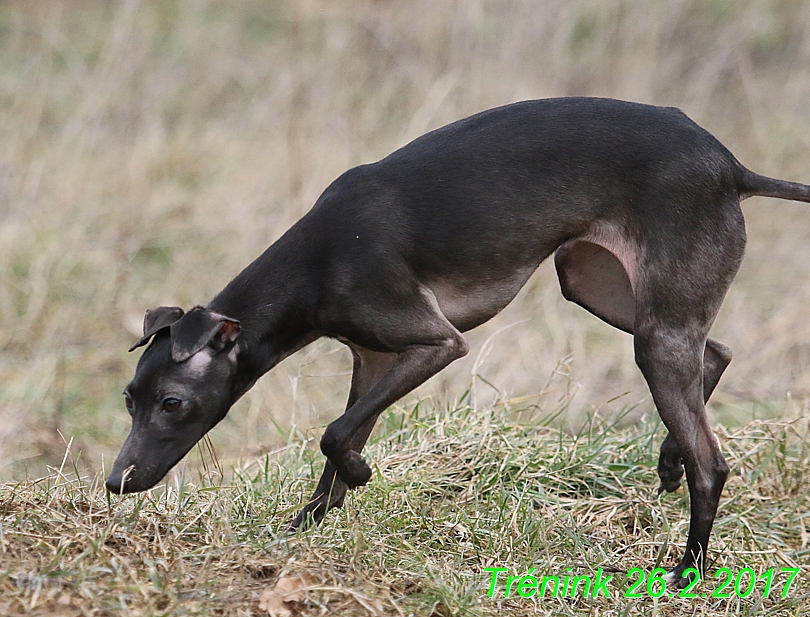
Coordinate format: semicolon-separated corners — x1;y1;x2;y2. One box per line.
290;283;468;526
291;349;396;530
320;334;469;487
290;419;376;530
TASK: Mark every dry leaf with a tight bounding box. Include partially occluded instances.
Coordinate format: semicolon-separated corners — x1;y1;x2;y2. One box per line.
259;573;313;617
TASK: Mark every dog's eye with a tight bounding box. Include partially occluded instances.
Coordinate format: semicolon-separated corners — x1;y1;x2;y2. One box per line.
162;397;182;413
124;393;134;414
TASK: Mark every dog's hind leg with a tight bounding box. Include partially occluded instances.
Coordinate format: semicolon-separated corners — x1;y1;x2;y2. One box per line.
557;197;744;581
657;338;732;494
553;236;734;500
633;206;744;582
635;319;730;583
290;348;396;530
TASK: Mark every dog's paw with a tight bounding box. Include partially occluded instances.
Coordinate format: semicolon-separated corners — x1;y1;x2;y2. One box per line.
664;564;700;590
657;476;683;495
289;498;328;532
289;467;349;532
656;458;684;494
335;450;373;488
289;490;347;531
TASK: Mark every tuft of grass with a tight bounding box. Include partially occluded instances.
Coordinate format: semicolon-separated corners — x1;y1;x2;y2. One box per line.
1;401;808;616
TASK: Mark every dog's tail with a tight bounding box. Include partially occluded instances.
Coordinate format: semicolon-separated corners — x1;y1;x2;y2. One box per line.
739;168;810;203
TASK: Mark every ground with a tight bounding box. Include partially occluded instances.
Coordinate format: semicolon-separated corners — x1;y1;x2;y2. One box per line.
2;402;808;616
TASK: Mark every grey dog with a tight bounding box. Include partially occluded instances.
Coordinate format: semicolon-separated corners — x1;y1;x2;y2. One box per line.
107;97;810;585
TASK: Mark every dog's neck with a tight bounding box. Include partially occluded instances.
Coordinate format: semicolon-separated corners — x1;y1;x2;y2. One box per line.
207;223;321;387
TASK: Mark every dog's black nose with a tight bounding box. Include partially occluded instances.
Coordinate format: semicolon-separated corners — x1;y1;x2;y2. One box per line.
105;472;127;493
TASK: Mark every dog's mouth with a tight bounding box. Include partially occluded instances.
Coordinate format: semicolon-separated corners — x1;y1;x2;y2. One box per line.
106;434;202;494
105;463;158;494
109;464;136;494
105;458;173;494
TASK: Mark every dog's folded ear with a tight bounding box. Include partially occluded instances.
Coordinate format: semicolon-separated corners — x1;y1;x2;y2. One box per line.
169;306;241;362
128;306;185;352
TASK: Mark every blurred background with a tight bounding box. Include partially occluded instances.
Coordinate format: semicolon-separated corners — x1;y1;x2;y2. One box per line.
2;0;810;481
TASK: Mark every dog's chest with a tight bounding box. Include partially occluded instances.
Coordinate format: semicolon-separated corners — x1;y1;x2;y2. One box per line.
426;265;537;332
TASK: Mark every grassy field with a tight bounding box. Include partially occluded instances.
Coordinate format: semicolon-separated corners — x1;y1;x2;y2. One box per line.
2;0;810;615
2;403;809;616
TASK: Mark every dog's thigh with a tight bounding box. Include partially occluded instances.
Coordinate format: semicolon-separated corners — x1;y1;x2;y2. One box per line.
554;227;637;334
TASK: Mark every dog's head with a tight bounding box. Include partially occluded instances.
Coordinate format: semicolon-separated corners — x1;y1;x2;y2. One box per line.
105;306;241;494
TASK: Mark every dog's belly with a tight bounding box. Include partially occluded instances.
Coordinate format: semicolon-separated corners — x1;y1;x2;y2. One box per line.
424;223;639;334
426;265;537;332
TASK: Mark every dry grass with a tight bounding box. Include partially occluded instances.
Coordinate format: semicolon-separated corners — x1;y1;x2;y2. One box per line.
2;0;810;476
1;402;809;616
